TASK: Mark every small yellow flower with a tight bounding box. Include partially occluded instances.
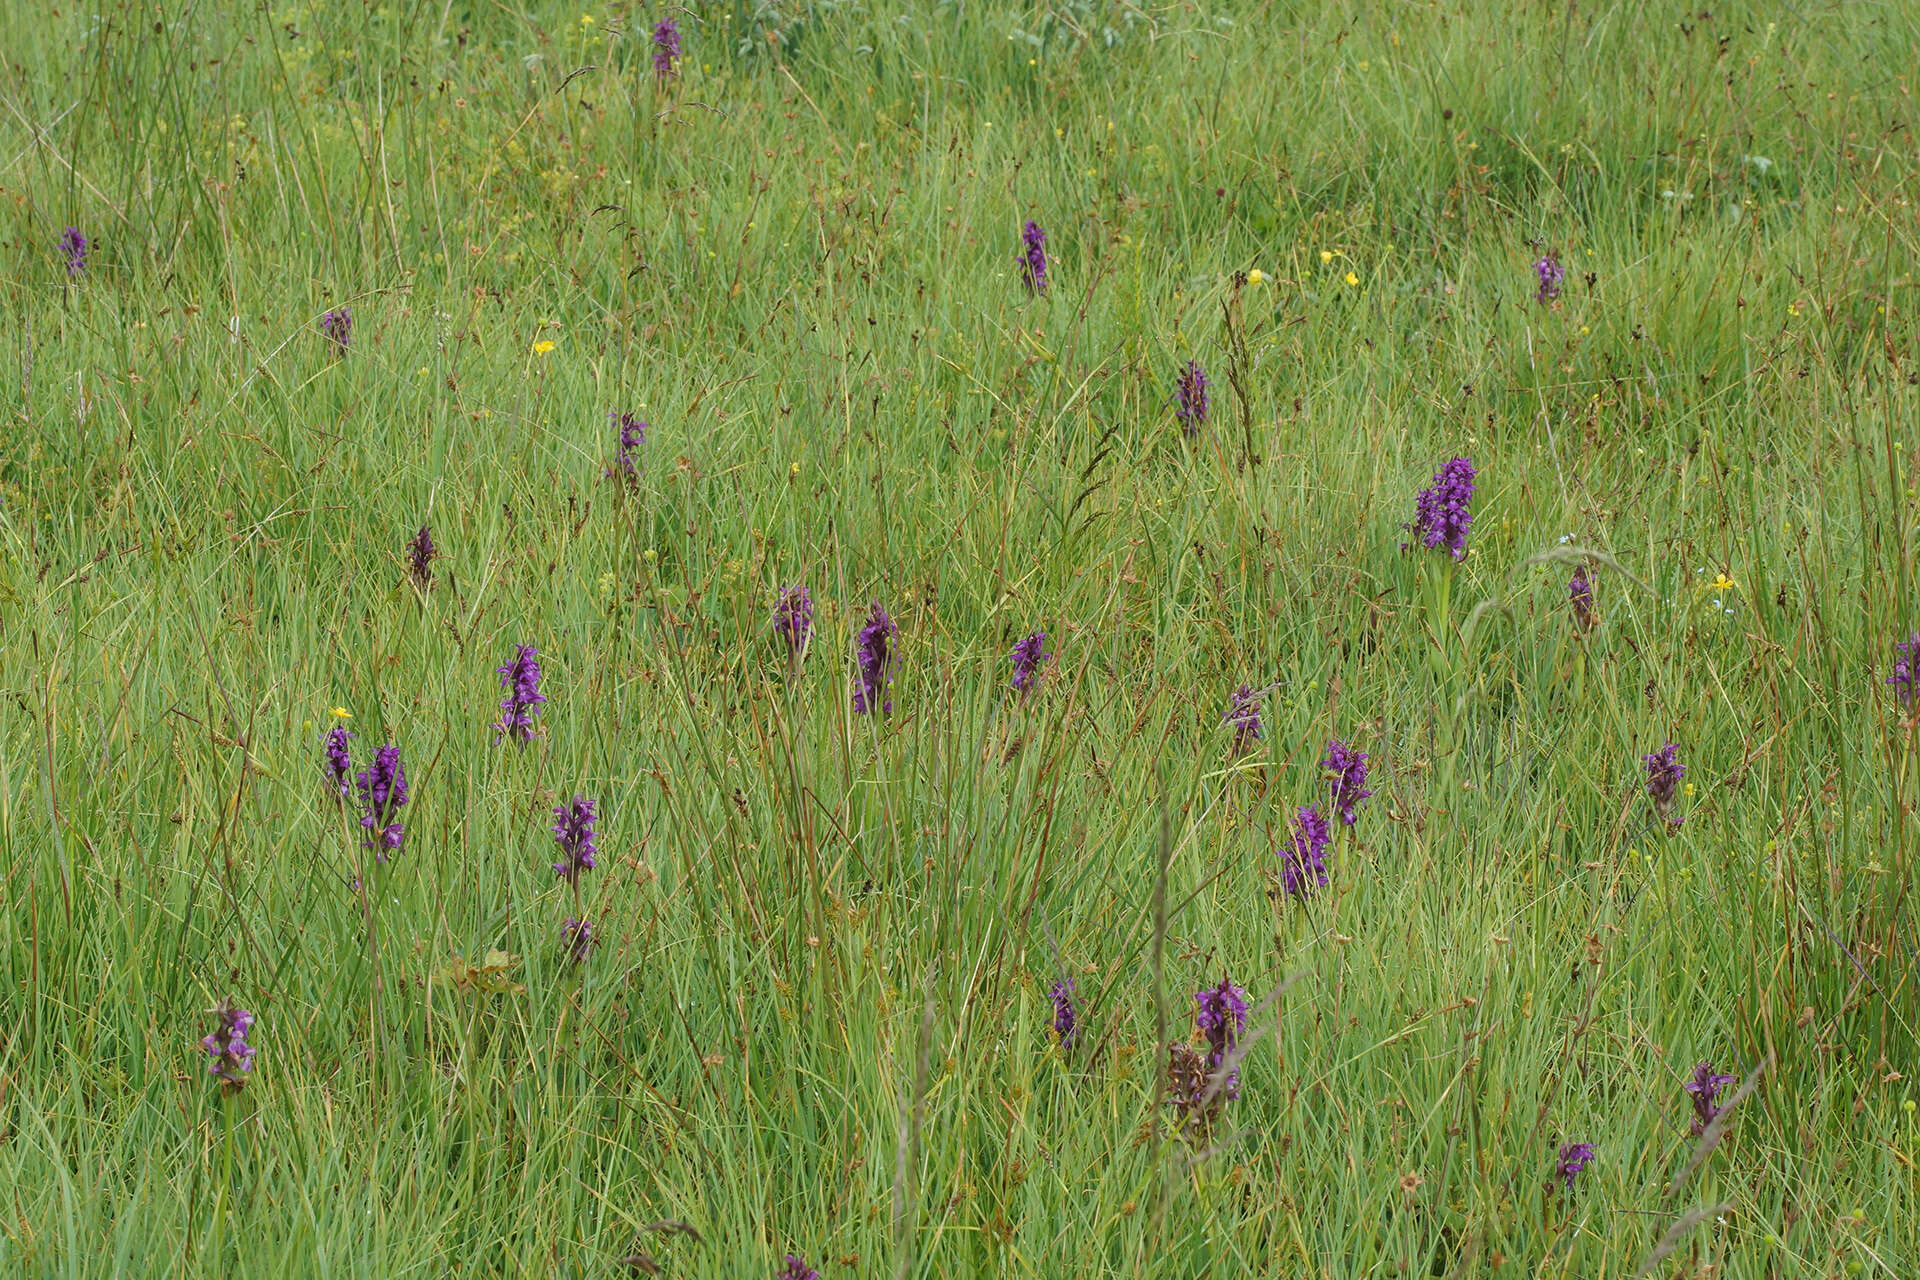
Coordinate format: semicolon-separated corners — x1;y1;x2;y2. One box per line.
1710;572;1737;593
1344;271;1359;286
532;339;556;354
1319;250;1334;264
329;706;351;719
1246;268;1267;285
581;12;595;23
789;461;801;477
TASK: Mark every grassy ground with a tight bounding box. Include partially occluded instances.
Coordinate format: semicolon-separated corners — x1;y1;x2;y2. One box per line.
3;0;1919;1275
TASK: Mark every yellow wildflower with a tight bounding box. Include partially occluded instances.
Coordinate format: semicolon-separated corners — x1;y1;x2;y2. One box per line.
329;706;351;719
532;339;556;354
1344;271;1360;286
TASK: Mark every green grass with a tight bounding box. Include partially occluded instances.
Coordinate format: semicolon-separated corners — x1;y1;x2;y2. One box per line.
3;0;1919;1274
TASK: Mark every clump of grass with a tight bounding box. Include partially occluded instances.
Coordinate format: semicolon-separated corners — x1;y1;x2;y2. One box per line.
1;2;1917;1275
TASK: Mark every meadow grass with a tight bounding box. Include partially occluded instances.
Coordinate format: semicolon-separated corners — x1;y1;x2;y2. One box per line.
3;0;1919;1274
